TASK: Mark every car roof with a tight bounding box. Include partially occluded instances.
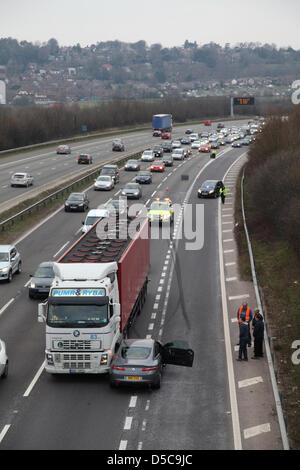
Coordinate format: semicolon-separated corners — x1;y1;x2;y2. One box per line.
0;245;15;251
120;338;154;348
37;261;54;268
86;209;108;216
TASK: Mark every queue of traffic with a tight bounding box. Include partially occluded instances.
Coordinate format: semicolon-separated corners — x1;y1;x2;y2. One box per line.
0;118;264;385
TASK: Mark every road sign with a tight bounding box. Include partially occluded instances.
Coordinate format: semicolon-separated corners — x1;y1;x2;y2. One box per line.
233;97;255;106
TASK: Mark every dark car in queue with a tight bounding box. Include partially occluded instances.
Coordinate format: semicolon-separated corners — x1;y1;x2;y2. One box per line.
135;170;152;184
180;137;191;145
78;153;93;164
162;155;173;167
28;261;55;299
109;338;194;389
124;159;140;171
198;180;223;198
64;192;89;212
232;141;242;148
152;145;163;158
121;182;142;199
162;142;172;153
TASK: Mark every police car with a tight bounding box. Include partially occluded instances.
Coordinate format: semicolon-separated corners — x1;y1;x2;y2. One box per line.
147;198;174;224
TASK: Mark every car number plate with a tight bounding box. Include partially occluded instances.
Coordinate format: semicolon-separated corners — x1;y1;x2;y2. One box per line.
69;369;85;374
125;376;141;381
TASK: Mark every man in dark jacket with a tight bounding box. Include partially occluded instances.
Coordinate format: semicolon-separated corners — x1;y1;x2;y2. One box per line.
252;312;264;358
237;314;249;361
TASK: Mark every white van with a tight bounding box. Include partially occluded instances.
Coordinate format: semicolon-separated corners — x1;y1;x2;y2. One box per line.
81;208;109;234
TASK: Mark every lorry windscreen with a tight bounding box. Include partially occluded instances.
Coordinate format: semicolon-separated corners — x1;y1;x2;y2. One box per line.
47;303;108;328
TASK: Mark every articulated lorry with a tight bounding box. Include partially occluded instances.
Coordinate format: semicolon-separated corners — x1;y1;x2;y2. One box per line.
152;114;172;134
38;215;150;374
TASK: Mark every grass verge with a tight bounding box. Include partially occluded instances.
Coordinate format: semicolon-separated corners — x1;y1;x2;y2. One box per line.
235;171;300;450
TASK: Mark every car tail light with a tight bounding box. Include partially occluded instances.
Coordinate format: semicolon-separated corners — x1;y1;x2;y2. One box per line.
142;366;158;371
111;365;125;371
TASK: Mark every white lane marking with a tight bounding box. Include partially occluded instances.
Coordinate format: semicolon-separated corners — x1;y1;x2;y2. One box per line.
119;440;128;450
153;303;158;309
226;277;237;282
23;360;46;397
151;191;156;197
224;249;234;253
226;262;236;266
0;298;14;317
238;376;263;388
138;442;143;450
148;323;154;331
53;241;69;258
24;279;31;287
0;425;11;444
224;239;234;242
229;294;250;300
124;417;133;430
129;396;138;408
151;312;156;319
244;423;271;439
218;152;248;451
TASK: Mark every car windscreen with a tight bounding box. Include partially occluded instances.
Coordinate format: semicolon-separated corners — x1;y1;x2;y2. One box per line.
121;346;152;360
127;160;137;164
13;174;26;178
0;252;9;262
201;181;216;189
125;184;138;189
138;171;150;176
47;303;108;328
68;194;84;201
101;169;115;175
85;216;100;226
34;266;54;278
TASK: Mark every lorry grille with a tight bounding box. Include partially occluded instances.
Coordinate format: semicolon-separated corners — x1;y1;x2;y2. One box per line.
60;340;92;350
62;354;92;370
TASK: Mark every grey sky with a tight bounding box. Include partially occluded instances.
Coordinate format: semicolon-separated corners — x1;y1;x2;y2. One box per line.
1;0;300;49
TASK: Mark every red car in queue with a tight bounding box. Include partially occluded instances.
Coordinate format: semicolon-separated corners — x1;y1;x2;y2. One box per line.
199;143;211;153
161;132;171;139
150;161;165;172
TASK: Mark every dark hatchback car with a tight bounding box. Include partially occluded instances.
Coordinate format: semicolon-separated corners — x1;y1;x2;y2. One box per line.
198;180;223;198
28;262;55;299
121;182;142;199
78;153;93;164
135;170;152;184
64;192;89;212
162;155;173;167
162;142;172;153
109;338;194;389
152;145;163;158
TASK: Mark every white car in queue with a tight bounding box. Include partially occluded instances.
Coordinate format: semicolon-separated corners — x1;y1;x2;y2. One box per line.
0;338;8;378
81;208;109;234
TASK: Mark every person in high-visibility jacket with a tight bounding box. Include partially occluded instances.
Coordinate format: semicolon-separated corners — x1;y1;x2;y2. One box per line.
219;186;227;204
237;302;252;347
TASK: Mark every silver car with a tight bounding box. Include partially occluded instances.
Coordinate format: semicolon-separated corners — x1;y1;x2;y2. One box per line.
141;150;155;162
94;175;114;191
0;339;8;378
109;338;194;389
0;245;22;282
11;172;34;187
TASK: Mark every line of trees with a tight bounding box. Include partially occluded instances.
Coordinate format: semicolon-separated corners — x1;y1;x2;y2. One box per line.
0;96;293;151
245;105;300;257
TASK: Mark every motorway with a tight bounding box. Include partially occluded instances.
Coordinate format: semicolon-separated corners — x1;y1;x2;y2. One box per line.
0;121;281;450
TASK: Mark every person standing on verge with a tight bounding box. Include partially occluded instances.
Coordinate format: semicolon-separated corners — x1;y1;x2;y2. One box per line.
237;301;253;347
219;185;227;204
237;314;249;361
252;312;264;358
